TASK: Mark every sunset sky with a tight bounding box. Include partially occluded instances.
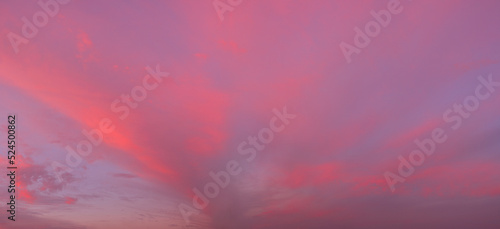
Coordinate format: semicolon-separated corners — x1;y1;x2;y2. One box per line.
1;0;500;228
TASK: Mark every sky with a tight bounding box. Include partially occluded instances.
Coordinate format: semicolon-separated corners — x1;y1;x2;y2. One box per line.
0;0;500;228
